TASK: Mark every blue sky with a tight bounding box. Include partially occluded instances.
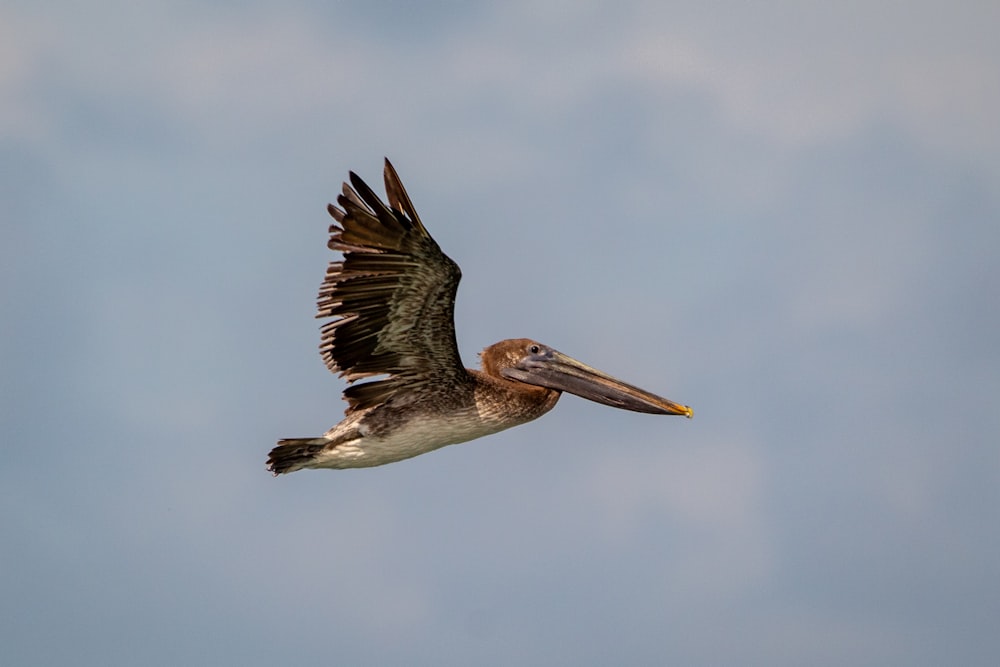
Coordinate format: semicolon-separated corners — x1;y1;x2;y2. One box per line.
3;1;999;665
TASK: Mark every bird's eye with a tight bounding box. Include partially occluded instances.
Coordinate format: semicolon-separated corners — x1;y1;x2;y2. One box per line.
529;344;540;354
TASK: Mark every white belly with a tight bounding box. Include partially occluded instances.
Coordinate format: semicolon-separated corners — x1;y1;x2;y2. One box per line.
312;411;514;469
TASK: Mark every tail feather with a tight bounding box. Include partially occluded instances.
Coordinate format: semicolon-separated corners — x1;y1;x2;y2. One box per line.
267;438;329;475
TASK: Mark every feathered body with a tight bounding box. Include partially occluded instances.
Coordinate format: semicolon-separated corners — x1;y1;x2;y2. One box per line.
268;365;559;472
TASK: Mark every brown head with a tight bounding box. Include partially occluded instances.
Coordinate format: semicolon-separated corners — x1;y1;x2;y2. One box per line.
479;338;693;417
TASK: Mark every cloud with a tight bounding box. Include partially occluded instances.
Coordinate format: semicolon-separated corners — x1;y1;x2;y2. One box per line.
583;431;774;596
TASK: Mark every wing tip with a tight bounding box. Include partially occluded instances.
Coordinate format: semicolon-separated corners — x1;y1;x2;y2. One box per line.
327;202;345;222
382;158;427;235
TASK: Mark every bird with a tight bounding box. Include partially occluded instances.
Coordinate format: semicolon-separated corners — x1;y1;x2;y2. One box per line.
267;159;692;474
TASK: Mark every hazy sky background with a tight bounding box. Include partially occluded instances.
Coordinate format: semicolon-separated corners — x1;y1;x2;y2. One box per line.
3;1;998;665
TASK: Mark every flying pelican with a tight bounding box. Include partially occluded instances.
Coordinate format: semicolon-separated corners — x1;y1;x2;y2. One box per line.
267;159;692;474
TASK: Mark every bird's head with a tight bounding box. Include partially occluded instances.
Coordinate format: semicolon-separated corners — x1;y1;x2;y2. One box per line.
479;338;692;417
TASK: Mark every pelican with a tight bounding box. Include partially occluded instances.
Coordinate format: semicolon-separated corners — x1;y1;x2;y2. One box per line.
267;159;692;474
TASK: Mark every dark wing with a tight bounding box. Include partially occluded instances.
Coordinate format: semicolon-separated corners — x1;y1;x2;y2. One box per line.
317;159;467;412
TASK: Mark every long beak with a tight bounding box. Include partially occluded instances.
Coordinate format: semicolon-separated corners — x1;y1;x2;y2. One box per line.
501;350;693;417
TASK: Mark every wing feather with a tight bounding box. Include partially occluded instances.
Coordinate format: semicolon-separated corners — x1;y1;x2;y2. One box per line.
317;159;466;412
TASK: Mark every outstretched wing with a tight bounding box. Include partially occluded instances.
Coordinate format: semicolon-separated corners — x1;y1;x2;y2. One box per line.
317;159;467;412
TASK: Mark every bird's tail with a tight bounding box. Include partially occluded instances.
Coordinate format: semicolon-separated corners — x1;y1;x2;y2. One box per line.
267;438;329;475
